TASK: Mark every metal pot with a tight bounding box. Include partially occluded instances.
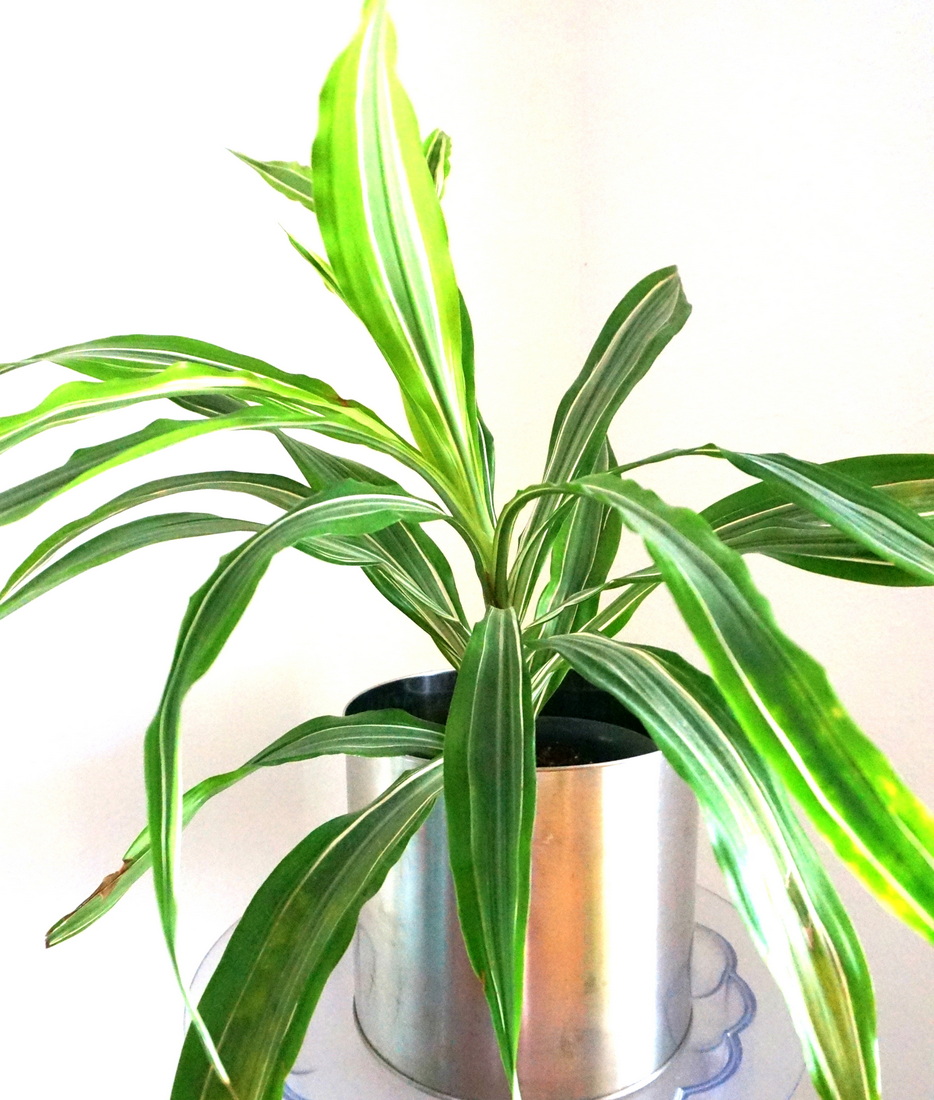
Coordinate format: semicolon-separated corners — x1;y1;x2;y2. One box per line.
346;671;698;1100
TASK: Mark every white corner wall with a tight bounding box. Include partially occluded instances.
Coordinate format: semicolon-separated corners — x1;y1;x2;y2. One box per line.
1;1;931;1096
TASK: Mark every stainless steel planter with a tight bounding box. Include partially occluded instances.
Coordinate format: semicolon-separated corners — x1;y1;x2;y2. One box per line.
346;672;698;1100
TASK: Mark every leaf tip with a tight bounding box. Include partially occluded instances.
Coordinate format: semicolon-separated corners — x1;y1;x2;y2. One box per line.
45;859;134;947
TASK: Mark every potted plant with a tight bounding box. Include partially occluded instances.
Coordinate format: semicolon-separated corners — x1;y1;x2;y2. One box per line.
3;1;933;1098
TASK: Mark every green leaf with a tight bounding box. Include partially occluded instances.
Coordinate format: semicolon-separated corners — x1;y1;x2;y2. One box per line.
284;230;342;295
545;268;691;484
172;393;245;418
5;336;439;483
512;267;690;609
356;523;470;662
270;433;394;491
0;419;204;527
250;708;443;766
142;482;444;1071
283;442;470;649
164;401;323;492
444;607;535;1094
313;0;491;534
172;758;443;1100
705;452;934;586
4;332;319;386
6;328;482;546
717;449;934;584
544;633;880;1100
423;128;452;198
527;440;623;703
502;496;575;614
458;292;497;520
151;395;445;575
584;577;659;638
46;710;443;946
1;470;310;597
237;436;470;659
0;412;328;532
535;440;622;635
0;513;264;620
575;473;934;943
0;360;422;473
529;577;659;711
230;150;316;211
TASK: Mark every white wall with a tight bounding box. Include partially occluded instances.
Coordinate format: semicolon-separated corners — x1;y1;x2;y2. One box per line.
1;1;931;1096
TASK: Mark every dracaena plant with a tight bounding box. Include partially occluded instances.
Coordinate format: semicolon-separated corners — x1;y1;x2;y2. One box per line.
4;2;933;1098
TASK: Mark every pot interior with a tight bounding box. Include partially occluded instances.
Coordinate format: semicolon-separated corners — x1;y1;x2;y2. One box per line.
346;669;655;767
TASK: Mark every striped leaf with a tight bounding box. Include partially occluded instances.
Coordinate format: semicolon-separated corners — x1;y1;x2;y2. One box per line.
231;150;316;211
444;607;536;1095
172;758;443;1100
1;470;309;597
544;269;691;484
575;473;934;943
534;440;622;636
4;338;446;495
718;449;934;583
584;577;659;638
528;577;660;711
264;435;469;657
423;128;452;198
313;0;491;534
142;482;444;1070
0;361;423;472
512;268;690;610
706;453;934;586
0;513;265;620
230;135;454;211
458;292;497;520
0;459;463;656
543;633;880;1100
0;411;341;532
47;710;442;947
527;440;623;703
271;433;396;490
3;332;325;387
0;418;204;527
284;230;342;295
356;524;470;662
504;497;575;614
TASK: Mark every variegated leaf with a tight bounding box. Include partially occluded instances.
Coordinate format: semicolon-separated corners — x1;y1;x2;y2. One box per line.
1;470;309;597
312;0;491;534
512;267;690;610
543;633;880;1100
706;452;934;586
284;230;342;295
574;473;934;943
0;361;423;474
47;710;443;946
230;150;316;211
172;759;443;1100
423;127;452;198
142;482;444;1072
444;607;535;1096
0;513;264;620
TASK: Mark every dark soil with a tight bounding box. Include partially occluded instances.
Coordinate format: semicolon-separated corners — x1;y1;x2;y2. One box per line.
536;740;597;768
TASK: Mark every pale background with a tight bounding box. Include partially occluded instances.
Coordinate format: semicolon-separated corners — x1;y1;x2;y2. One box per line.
1;0;932;1096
